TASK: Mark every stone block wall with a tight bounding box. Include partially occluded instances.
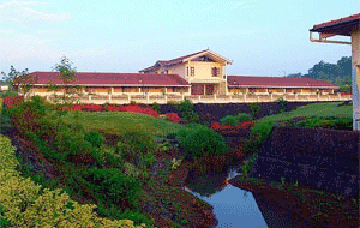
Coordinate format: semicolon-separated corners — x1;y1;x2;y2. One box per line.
250;126;359;198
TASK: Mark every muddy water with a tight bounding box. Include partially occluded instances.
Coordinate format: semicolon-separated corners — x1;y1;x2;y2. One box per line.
184;167;269;228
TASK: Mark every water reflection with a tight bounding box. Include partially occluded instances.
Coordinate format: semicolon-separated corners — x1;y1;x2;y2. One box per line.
185;166;268;228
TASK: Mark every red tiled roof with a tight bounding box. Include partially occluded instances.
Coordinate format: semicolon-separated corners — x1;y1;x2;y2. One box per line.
312;13;360;31
28;72;190;86
228;76;339;88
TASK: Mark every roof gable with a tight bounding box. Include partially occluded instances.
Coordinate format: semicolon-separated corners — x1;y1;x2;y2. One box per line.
140;49;233;72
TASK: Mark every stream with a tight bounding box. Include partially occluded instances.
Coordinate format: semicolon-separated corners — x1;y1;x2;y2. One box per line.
183;166;269;228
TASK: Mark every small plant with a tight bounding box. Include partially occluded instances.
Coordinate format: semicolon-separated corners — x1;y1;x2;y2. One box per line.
281;177;286;186
151;102;161;114
249;103;260;118
294;179;299;187
170;157;181;170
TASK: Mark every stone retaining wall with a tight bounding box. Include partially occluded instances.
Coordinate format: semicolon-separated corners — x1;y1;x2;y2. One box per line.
249;126;359;198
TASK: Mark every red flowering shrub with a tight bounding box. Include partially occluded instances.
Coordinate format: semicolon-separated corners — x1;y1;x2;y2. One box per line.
165;113;180;123
4;96;24;107
56;102;160;118
210;120;254;134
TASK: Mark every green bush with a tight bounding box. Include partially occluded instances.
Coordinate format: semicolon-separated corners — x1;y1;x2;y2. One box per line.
116;131;157;167
84;130;104;148
173;99;199;123
82;168;141;210
220;113;252;126
246;120;276;155
249;103;260;118
151;102;161;114
178;125;229;159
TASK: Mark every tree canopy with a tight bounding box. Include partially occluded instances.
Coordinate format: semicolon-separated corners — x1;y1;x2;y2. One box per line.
287;56;353;92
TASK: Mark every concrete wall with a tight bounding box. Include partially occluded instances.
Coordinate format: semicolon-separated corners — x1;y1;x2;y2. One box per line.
352;29;360;131
249;126;359;198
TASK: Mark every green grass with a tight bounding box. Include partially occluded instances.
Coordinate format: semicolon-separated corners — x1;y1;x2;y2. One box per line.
255;101;352;125
61;112;187;139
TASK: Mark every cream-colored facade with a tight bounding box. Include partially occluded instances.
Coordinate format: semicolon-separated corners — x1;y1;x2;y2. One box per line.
143;49;232;96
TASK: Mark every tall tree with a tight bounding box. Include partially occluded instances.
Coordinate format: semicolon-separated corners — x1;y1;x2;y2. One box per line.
52;56;77;104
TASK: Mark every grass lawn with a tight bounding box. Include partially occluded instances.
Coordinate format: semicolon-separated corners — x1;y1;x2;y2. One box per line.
61;111;187;139
256;101;352;124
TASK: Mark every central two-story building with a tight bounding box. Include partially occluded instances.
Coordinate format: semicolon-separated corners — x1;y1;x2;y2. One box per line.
140;49;232;96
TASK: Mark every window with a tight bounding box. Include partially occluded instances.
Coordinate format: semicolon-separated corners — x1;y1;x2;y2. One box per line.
212;67;220;77
186;67;188;77
191;67;194;77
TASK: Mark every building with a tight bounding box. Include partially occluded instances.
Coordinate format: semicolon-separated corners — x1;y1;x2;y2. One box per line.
310;13;360;131
140;49;231;96
14;49;346;103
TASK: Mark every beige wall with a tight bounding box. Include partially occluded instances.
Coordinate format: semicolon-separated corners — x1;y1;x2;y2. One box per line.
168;64;186;79
186;61;223;80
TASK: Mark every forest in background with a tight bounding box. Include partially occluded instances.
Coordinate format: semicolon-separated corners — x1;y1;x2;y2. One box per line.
288;56;352;93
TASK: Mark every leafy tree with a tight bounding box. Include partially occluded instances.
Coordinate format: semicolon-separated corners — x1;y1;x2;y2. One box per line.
338;77;352;93
52;56;77;104
10;67;38;99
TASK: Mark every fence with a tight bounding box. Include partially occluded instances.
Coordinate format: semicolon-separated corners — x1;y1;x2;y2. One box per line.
45;94;352;104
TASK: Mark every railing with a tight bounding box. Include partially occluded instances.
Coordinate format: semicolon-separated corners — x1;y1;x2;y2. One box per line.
45;94;352;104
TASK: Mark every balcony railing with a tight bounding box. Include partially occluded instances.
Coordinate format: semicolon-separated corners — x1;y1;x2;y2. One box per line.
45;94;352;104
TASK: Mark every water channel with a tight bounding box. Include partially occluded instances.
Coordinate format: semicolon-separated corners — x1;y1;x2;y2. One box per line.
183;165;321;228
183;166;269;228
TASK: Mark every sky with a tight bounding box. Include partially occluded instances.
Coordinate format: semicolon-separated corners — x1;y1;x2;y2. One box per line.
0;0;359;77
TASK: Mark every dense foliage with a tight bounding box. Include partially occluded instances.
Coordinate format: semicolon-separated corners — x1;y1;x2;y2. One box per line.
220;113;253;126
172;99;199;123
177;124;229;159
0;134;147;228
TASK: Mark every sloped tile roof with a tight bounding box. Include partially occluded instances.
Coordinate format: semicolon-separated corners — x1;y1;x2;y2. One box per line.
311;13;360;36
228;76;339;88
312;13;360;30
28;72;190;86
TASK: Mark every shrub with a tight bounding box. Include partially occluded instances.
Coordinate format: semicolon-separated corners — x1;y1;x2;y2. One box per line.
246;120;276;155
277;97;288;113
84;130;104;148
160;114;168;120
0;134;144;228
82;168;141;210
178;125;229;159
220;113;252;126
116;131;157;167
165;113;180;123
151;102;161;114
249;103;260;118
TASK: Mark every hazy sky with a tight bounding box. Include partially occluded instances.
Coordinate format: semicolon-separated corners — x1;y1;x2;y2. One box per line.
0;0;359;76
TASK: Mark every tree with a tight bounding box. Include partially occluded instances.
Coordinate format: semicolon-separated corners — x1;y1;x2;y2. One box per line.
12;70;38;100
52;56;77;104
338;77;352;94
